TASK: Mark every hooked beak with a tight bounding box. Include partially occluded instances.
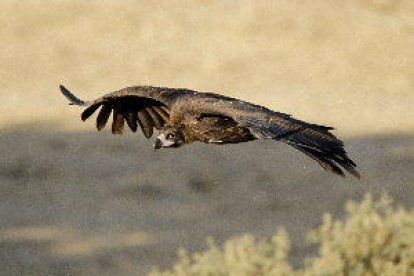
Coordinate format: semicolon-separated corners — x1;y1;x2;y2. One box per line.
153;138;162;151
153;133;177;151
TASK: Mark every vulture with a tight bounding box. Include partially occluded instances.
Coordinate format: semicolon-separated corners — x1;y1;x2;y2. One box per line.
59;85;360;178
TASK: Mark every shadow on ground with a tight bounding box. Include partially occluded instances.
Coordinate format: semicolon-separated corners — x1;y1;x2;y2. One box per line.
0;126;413;275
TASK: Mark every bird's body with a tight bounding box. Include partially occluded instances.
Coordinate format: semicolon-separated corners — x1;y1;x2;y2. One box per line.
177;114;256;144
60;85;360;178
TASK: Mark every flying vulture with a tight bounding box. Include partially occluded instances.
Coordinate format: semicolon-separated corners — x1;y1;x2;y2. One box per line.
59;85;360;178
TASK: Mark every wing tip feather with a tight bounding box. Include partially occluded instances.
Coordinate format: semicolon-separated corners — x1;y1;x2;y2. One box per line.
59;85;87;106
290;143;360;179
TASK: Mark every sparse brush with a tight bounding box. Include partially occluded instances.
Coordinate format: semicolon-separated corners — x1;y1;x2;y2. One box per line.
303;194;414;276
149;194;414;276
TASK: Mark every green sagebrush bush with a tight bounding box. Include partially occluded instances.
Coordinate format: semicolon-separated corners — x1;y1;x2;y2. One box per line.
150;194;413;276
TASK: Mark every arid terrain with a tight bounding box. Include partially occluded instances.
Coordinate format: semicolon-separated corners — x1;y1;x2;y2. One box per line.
0;1;413;275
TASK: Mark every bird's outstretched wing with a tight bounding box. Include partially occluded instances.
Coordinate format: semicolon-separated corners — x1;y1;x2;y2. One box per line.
188;95;360;178
59;85;191;138
243;115;359;178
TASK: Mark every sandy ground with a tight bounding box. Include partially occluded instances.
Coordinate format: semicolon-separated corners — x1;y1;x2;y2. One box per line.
0;1;413;275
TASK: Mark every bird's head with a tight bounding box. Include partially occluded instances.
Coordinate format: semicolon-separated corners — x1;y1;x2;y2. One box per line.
153;128;185;150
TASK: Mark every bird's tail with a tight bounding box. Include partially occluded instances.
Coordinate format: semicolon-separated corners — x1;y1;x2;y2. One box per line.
282;125;360;178
59;85;88;106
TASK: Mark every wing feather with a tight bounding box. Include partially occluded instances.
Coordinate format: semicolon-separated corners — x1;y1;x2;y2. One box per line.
59;85;180;138
185;98;359;178
274;123;359;178
137;109;154;138
112;111;125;135
96;104;112;131
153;106;170;121
60;85;87;106
81;104;101;121
146;107;163;129
293;145;346;177
125;112;138;132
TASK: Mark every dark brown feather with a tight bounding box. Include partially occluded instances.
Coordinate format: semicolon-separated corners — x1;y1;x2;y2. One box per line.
182;115;255;144
153;106;170;122
125;112;138;132
96;104;112;131
112;111;125;135
137;109;154;138
159;106;171;115
81;104;101;121
286;131;360;178
60;85;87;106
146;107;163;129
293;145;345;177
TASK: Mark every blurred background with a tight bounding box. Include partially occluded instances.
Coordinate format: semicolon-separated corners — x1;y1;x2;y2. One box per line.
0;1;413;275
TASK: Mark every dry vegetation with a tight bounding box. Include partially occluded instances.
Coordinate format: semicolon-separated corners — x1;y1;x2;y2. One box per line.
150;194;414;276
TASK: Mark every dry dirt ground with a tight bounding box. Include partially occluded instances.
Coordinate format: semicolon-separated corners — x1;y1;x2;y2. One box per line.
0;1;413;275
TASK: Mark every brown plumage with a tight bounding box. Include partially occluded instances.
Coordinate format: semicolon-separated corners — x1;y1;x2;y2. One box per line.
59;85;360;178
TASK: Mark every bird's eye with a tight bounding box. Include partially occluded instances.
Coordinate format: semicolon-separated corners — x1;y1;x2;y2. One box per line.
166;133;176;140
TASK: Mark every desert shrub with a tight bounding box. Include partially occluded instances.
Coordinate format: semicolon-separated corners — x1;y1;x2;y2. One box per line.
150;230;294;276
150;194;414;276
303;194;414;276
